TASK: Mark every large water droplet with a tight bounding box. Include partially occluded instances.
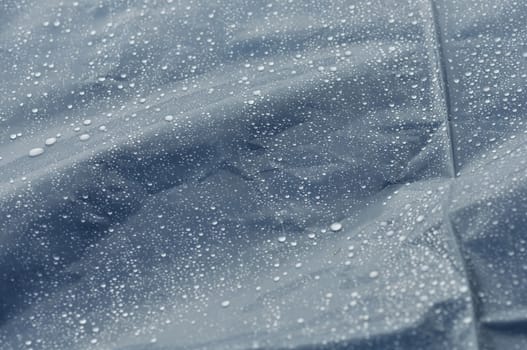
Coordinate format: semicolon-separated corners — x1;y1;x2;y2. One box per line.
79;134;90;141
330;222;342;232
29;148;44;157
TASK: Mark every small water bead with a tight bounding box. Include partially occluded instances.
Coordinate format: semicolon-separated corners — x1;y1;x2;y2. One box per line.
164;115;174;122
330;222;342;232
29;148;44;157
277;236;286;243
221;300;230;308
79;134;90;141
416;215;424;223
83;119;92;126
99;125;107;132
45;137;57;146
369;271;379;279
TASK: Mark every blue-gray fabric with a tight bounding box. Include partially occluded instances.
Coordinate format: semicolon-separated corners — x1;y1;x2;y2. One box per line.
0;0;526;349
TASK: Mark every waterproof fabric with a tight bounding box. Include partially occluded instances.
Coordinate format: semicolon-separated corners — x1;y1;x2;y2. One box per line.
0;1;526;349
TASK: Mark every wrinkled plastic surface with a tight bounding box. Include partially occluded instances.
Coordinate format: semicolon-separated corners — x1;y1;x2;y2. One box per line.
1;0;526;349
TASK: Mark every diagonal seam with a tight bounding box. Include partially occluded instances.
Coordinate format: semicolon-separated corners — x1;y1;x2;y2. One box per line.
428;0;458;178
427;1;481;349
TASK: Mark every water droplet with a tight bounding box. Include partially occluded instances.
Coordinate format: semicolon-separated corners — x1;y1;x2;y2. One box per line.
416;215;424;223
221;300;230;308
45;137;57;146
330;222;342;232
29;148;44;157
164;115;174;122
369;271;379;279
79;134;90;141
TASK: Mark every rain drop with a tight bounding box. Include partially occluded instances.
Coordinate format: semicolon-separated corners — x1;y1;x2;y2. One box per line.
79;134;90;141
330;222;342;232
29;148;45;157
45;137;57;146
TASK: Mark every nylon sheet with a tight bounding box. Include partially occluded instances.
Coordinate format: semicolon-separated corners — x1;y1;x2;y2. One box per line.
0;1;526;349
